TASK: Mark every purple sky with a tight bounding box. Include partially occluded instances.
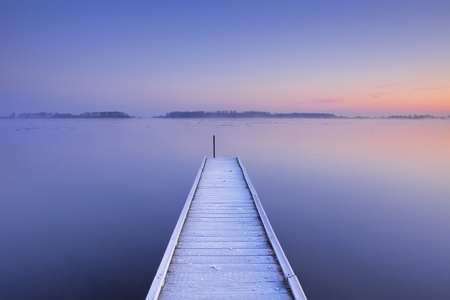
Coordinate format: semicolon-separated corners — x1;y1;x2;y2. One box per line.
1;0;449;117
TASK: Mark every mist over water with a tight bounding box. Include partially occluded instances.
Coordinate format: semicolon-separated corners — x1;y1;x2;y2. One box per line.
1;118;449;299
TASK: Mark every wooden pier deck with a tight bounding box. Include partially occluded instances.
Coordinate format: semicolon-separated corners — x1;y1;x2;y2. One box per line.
146;157;307;300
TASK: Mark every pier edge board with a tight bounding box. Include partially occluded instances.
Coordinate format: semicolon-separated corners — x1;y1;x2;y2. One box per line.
237;156;307;300
145;156;207;300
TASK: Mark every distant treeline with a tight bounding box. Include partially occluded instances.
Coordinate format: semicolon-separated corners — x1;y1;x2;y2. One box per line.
387;114;447;119
6;111;131;119
158;111;341;119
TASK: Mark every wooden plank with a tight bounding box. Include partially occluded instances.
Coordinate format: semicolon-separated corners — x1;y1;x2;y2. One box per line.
159;293;293;300
186;216;260;220
185;217;261;223
191;195;253;199
182;224;265;231
179;230;266;238
176;241;271;249
165;271;285;283
194;190;250;193
160;281;290;293
188;213;259;217
191;201;253;204
179;236;268;243
188;208;257;213
171;255;277;264
174;248;275;256
192;196;252;201
189;203;255;208
167;263;282;273
184;218;262;224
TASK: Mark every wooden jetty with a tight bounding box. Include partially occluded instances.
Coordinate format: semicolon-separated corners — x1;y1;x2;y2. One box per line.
146;157;307;299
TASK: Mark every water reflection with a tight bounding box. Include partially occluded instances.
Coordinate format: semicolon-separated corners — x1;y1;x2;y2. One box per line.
1;118;449;299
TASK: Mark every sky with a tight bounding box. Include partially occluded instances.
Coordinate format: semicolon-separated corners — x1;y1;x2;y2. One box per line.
1;0;449;117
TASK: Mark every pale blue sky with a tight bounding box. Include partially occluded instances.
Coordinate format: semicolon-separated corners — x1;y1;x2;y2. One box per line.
1;0;449;116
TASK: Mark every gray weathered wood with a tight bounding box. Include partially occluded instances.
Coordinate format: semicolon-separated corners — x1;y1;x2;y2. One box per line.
158;292;294;300
146;157;307;300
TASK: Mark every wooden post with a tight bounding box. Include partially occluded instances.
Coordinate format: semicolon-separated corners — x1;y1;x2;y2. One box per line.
213;135;215;158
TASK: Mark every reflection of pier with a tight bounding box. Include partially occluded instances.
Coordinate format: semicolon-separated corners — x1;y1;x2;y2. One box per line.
146;157;307;299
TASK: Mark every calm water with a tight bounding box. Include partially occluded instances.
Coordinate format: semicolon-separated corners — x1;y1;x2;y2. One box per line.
1;118;449;299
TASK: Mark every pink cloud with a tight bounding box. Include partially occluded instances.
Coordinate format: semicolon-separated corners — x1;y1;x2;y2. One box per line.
412;87;445;92
370;92;392;98
377;83;397;88
310;98;343;104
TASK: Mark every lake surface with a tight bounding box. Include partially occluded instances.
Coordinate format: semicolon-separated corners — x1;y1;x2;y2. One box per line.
1;118;449;299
